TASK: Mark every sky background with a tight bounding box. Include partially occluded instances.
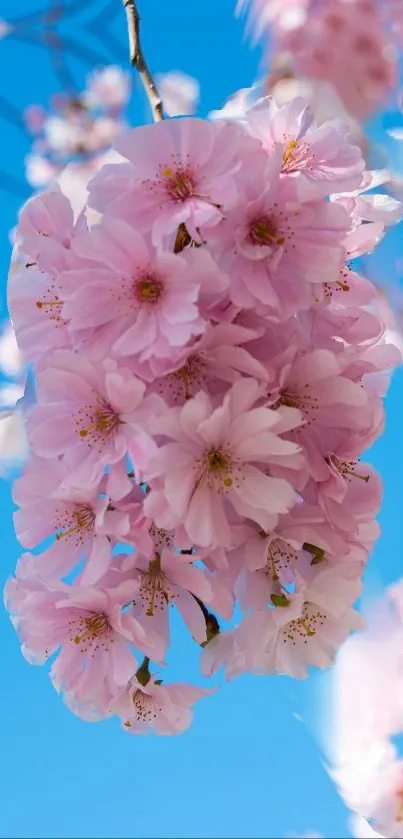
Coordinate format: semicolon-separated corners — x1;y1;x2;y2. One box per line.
1;1;403;837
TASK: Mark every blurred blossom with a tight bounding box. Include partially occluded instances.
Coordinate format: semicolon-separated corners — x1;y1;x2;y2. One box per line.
208;82;263;120
0;383;25;408
0;19;11;38
0;322;28;475
84;66;130;110
0;322;25;379
57;148;124;222
387;128;403;141
268;76;364;147
238;0;399;120
25;155;58;189
156;71;200;116
349;813;383;838
374;286;403;357
0;409;28;475
324;583;403;837
24;105;47;134
23;66;130;189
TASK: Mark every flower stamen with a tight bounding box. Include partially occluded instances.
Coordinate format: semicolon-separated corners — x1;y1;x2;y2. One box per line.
328;456;370;483
134;273;164;304
55;503;95;543
249;216;285;247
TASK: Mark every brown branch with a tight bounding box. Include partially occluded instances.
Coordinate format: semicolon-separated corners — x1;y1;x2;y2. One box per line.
121;0;164;122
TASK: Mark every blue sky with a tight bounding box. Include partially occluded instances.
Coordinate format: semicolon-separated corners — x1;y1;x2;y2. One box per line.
1;1;403;836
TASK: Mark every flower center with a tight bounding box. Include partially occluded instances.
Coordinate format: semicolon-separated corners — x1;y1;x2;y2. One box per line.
264;536;298;582
275;390;301;410
76;399;121;449
129;688;161;724
249;216;285;247
139;556;173;617
36;281;65;327
148;523;174;550
206;448;233;484
134;273;164;304
274;386;319;426
55;503;95;544
284;603;326;646
281;138;313;174
161;165;196;200
283;139;298;165
192;446;243;500
164;355;206;402
323;269;351;298
327;456;370;483
69;611;112;654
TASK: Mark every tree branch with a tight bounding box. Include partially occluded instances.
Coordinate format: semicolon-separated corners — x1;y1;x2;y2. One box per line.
121;0;164;122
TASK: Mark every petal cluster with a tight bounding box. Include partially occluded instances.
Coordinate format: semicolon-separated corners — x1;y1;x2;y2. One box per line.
5;101;400;735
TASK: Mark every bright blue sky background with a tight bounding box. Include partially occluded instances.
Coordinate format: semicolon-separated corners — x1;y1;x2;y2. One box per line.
1;1;403;837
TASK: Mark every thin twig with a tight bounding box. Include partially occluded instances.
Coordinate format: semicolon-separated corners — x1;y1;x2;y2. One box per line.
121;0;164;122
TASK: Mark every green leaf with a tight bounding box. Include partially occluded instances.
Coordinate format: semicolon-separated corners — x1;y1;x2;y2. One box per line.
270;593;290;608
303;542;325;565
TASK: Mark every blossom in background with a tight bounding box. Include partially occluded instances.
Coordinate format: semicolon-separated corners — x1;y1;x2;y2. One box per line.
156;71;200;117
0;321;29;476
23;66;130;190
0;18;11;38
236;0;403;361
319;580;403;838
85;66;130;110
238;0;400;120
208;83;264;121
349;814;383;838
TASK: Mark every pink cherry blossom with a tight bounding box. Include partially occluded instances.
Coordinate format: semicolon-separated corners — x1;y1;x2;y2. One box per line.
61;216;228;361
206;158;350;317
246;95;365;195
26;349;158;485
145;378;303;548
111;672;212;735
129;319;270;403
88;117;255;243
125;547;233;661
14;187;76;274
4;563;154;711
13;454;131;584
238;564;363;679
8;264;72;365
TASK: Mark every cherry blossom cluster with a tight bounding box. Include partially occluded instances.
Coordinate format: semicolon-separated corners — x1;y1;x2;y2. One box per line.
5;96;401;735
24;66;130;189
234;0;403;366
238;0;401;120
